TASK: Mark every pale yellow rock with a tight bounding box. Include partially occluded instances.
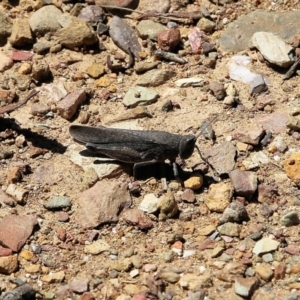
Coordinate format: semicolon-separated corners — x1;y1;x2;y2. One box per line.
42;271;65;283
289;282;300;289
19;249;34;260
198;224;216;236
204;182;233;212
18;62;32;75
184;173;203;190
158;191;178;220
236;142;249;152
255;263;273;281
84;239;110;255
24;264;41;273
179;273;212;289
86;63;105;78
95;76;111;87
110;258;132;272
0;255;18;274
123;284;146;295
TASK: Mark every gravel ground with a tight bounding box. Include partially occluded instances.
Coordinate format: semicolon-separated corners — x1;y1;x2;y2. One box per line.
1;0;300;299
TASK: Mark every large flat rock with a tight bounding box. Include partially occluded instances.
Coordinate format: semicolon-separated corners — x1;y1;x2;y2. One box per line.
219;10;300;52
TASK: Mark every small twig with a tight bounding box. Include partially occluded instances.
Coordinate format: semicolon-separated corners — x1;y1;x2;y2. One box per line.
0;89;39;114
100;5;202;22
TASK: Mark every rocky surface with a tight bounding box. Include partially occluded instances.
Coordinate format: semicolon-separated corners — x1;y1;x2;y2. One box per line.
1;0;300;299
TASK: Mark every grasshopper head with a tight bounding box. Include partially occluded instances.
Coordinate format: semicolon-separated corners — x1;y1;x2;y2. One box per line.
179;135;196;159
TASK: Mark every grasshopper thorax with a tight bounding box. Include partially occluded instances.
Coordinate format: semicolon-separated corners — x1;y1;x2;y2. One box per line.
179;135;196;159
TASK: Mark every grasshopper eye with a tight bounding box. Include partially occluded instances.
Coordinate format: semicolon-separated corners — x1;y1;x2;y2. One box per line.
179;135;196;159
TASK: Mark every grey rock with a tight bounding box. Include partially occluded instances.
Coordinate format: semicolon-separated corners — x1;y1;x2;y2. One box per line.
286;116;300;131
250;32;293;68
285;293;299;300
197;18;215;33
229;170;257;198
234;277;258;298
29;6;62;36
136;20;165;40
33;42;50;54
135;61;160;74
136;69;176;87
202;141;236;175
43;196;71;210
209;81;226;100
251;232;262;241
159;271;180;283
252;237;280;255
122;86;159;108
0;11;12;45
10;74;31;91
217;222;241;237
77;5;106;26
140;0;170;13
219;10;300;52
220;201;249;224
249;75;268;95
182;291;205;300
56;18;97;50
281;211;299;227
109;16;141;58
31;60;50;82
262;253;273;263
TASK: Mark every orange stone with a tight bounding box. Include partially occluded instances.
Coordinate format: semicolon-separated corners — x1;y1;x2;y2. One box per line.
283;152;300;181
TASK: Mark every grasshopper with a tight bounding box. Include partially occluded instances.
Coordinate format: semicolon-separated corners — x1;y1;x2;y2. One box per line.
69;123;215;178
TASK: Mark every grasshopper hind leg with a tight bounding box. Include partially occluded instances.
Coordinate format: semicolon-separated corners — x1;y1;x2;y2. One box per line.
133;159;157;178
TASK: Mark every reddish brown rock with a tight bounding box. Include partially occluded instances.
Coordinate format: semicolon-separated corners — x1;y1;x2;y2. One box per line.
80;292;95;300
0;215;37;252
0;189;15;206
181;189;196;203
284;245;300;255
255;112;289;134
57;89;86;120
123;209;153;230
11;50;34;61
0;247;13;257
274;263;286;280
158;27;181;51
233;125;265;145
229;170;257;198
258;184;278;203
0;89;15;104
6;166;22;183
74;180;131;228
